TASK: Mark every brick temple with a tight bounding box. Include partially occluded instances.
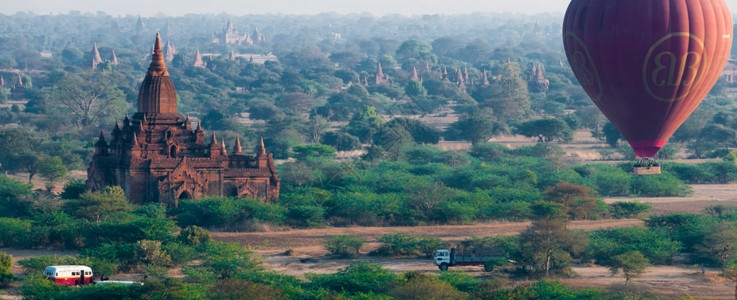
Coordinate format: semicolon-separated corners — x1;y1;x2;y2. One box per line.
87;33;280;206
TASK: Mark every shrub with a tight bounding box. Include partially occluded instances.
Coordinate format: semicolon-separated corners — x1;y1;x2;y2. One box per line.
0;217;31;247
175;197;285;230
286;205;325;227
586;227;681;265
608;202;651;219
390;272;467;300
438;271;482;293
0;251;13;288
372;232;420;257
646;213;716;251
629;173;692;197
306;262;399;295
179;225;211;246
324;235;365;258
417;236;448;258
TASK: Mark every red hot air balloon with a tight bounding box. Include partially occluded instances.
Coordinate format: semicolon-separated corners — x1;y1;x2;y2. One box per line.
563;0;733;158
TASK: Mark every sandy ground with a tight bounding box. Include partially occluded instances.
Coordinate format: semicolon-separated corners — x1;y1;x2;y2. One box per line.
210;183;737;299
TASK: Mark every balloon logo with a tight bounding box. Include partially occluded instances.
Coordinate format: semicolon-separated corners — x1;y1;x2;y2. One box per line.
643;33;707;102
563;0;733;158
564;32;603;102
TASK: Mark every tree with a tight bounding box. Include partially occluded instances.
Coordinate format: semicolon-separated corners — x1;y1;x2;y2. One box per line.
576;106;607;140
38;156;67;190
455;38;493;64
346;105;384;143
395;40;437;69
445;108;500;144
695;222;737;266
516;118;574;143
603;122;623;147
405;80;427;97
292;144;337;161
321;131;362;151
609;251;650;283
51;72;127;129
64;186;133;224
306;115;330;144
386;118;440;144
544;181;602;220
517;218;577;277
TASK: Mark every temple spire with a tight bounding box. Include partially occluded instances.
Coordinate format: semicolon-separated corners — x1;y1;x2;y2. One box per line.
132;132;139;146
193;49;205;67
482;69;490;86
91;43;102;69
136;33;177;116
221;139;227;155
111;50;119;65
210;132;218;147
233;135;243;154
257;136;266;157
147;33;168;76
411;66;419;81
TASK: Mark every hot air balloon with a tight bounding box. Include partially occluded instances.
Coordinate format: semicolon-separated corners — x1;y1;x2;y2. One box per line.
563;0;733;167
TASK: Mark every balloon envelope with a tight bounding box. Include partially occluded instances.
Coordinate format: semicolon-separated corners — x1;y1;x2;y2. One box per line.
563;0;733;158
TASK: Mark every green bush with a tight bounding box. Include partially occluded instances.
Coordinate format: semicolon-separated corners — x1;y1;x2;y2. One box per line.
390;271;467;300
0;251;13;288
586;227;681;265
608;202;651;219
438;270;482;293
646;213;716;251
587;168;630;196
175;197;285;230
179;225;211;246
324;235;365;258
18;256;76;274
306;262;399;295
0;217;31;247
372;232;421;257
286;205;325;227
629;172;692;197
417;236;448;258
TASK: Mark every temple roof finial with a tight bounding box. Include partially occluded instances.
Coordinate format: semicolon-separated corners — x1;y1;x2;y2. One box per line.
233;135;243;154
210;132;218;146
257;136;266;157
146;32;168;76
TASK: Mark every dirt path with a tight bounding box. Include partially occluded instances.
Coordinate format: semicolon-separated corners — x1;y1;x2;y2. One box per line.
212;219;643;256
604;184;737;214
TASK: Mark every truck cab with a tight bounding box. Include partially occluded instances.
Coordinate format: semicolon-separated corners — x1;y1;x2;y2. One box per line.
434;249;452;270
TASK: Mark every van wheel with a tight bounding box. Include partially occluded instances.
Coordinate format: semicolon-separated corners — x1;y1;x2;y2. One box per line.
484;264;494;272
439;263;448;271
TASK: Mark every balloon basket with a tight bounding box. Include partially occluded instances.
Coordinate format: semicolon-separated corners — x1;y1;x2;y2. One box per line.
633;159;660;175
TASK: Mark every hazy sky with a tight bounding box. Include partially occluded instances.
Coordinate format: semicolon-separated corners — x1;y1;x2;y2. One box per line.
4;0;576;16
4;0;737;17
